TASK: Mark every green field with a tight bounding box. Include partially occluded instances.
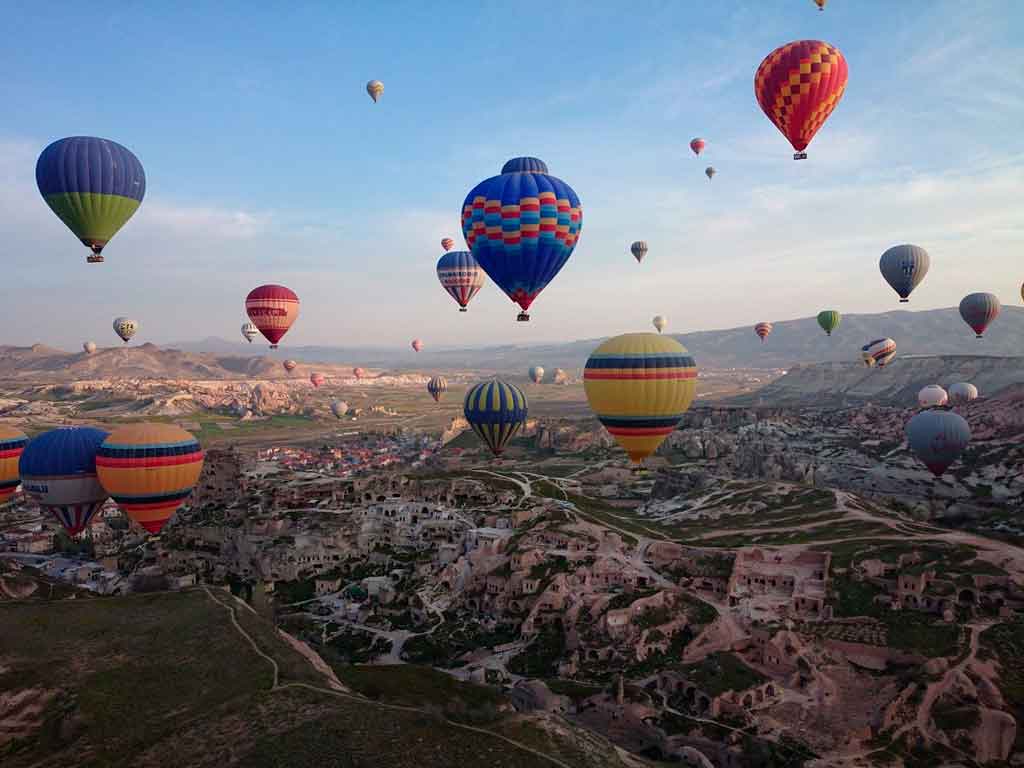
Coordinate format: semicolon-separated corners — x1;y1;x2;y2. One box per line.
1;589;641;768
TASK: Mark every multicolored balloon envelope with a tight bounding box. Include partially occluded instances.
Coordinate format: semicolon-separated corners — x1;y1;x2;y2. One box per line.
754;322;773;342
331;400;349;418
862;338;896;367
817;310;840;336
436;250;486;312
441;237;455;252
113;317;137;344
36;137;146;263
246;284;299;348
652;315;667;334
366;80;384;102
918;384;948;409
959;293;1001;339
0;426;28;505
630;241;648;263
553;368;569;385
95;423;204;534
584;333;698;464
949;382;978;404
906;410;971;477
19;427;109;536
462;157;582;321
353;367;365;380
283;359;297;373
411;339;423;352
463;379;528;456
879;245;930;303
83;341;97;355
529;366;545;384
754;40;848;159
241;322;258;343
427;376;447;402
310;373;325;388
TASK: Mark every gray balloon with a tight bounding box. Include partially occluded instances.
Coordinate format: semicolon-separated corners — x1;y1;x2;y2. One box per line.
879;244;929;302
958;292;1001;339
948;382;978;404
905;410;970;477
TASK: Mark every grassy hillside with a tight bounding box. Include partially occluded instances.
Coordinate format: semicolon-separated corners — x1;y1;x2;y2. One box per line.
1;589;642;768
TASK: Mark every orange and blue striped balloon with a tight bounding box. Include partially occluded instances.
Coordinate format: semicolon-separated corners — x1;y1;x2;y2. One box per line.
96;423;204;534
0;425;28;505
584;333;698;464
463;379;528;456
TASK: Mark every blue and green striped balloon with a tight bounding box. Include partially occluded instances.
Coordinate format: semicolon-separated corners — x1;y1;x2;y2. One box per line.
463;379;528;456
36;137;146;263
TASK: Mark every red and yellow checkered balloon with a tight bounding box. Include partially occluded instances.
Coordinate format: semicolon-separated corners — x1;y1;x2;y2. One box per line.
755;40;848;156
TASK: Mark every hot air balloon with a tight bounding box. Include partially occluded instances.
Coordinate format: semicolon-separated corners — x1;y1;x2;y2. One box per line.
411;339;423;353
36;137;146;263
949;382;978;405
862;338;896;367
754;322;773;342
652;315;667;334
331;400;349;419
529;366;545;385
246;284;299;348
918;385;949;409
906;410;970;477
462;157;582;321
813;0;826;9
0;426;28;505
754;40;848;160
631;241;648;264
585;334;697;464
689;138;706;156
95;423;204;534
436;250;486;312
553;368;569;385
241;322;258;343
705;166;716;180
463;379;528;456
353;367;365;380
817;310;840;336
19;426;109;535
366;80;384;102
310;372;325;388
113;317;137;344
283;359;297;373
427;376;447;402
83;341;97;355
441;237;455;252
959;293;1001;338
880;245;930;303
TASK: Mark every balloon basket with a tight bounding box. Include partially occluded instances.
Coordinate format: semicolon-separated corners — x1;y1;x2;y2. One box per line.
517;312;530;322
270;344;278;349
459;307;468;313
793;152;807;160
976;334;983;340
899;299;909;303
86;255;104;263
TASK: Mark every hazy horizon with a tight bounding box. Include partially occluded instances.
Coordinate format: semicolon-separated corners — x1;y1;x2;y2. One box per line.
2;1;1021;350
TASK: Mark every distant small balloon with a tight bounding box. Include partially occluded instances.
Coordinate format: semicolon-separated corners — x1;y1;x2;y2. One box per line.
353;367;365;380
553;368;569;385
917;384;948;409
906;410;970;477
241;322;258;343
814;0;826;9
331;400;349;419
529;366;545;384
366;80;384;102
113;317;137;344
411;339;423;353
817;310;841;337
879;245;929;303
427;376;447;402
705;166;716;180
862;338;896;367
959;292;1001;339
310;372;325;388
690;138;706;156
630;241;648;264
754;322;773;342
441;237;455;252
652;315;667;334
283;359;297;373
83;341;96;355
949;382;978;404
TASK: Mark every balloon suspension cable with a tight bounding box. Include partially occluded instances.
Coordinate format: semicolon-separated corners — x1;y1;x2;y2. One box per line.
517;312;530;322
793;152;807;160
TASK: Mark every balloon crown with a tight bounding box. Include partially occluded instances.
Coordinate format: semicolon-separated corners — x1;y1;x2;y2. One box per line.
501;157;549;174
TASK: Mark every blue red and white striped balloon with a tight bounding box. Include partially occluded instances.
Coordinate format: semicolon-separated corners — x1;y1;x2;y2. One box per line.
436;250;486;312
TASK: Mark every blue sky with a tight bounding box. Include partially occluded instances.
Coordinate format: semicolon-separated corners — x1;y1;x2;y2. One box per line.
1;0;1021;350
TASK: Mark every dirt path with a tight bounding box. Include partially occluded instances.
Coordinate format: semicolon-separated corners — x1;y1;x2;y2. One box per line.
205;586;579;768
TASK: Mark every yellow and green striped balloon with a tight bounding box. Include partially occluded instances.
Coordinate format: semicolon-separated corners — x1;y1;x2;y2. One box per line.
463;379;528;456
817;310;840;336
